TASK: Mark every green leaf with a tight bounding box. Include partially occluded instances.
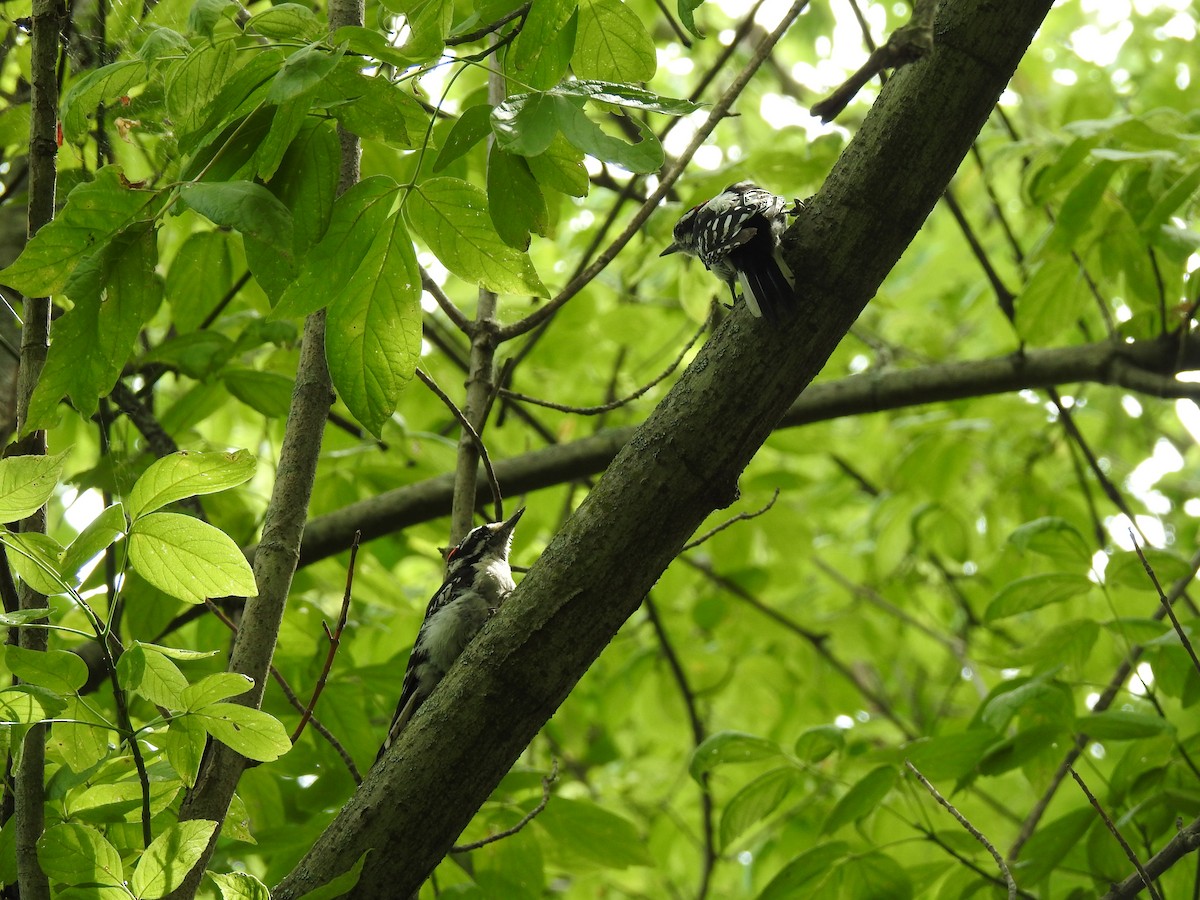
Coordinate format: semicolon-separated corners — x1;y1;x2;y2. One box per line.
60;504;127;586
0;608;53;627
25;224;163;430
0;167;160;298
131;820;219;898
435;104;494;172
554;100;664;173
822;765;897;834
117;643;190;709
903;730;998;781
36;823;123;886
552;79;703;115
1138;162;1200;237
2;531;69;595
188;0;237;35
179;182;295;261
166;40;238;134
128;512;257;604
689;731;782;780
984;573;1093;623
4;646;88;693
406;177;547;296
794;724;845;764
509;0;578;89
719;767;799;849
320;67;425;149
756;843;847;900
1013;808;1093;885
210;871;273;900
573;0;655;82
1077;709;1171;740
526;133;589;197
492;92;564;158
269;41;345;103
197;703;292;761
535;797;651;869
1106;548;1192;590
977;677;1074;732
326;211;421;437
327;26;415;69
127;449;257;520
842;852;912;900
275;176;400;319
1044;160;1118;253
487;144;547;249
1000;618;1100;673
222;369;295;418
1015;255;1089;344
246;3;324;41
183;672;255;711
0;686;59;723
0;451;69;520
977;723;1067;776
1008;517;1092;565
60;60;147;144
380;0;452;61
166;230;235;333
162;714;208;787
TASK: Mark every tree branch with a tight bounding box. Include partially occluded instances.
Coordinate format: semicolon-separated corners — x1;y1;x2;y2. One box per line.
283;336;1198;569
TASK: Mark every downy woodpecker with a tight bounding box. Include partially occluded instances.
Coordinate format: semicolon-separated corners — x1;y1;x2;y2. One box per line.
661;181;797;322
377;507;525;761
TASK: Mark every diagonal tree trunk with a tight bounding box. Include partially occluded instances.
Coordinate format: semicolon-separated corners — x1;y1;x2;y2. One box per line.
274;0;1057;895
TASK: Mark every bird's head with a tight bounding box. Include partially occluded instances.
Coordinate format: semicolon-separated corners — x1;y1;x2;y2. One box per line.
445;507;525;577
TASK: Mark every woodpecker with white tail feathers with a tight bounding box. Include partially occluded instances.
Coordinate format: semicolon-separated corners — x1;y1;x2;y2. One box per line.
661;181;800;322
376;507;525;762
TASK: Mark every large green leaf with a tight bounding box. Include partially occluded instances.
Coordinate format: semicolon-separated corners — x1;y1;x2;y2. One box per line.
117;642;190;709
984;573;1093;622
509;0;578;90
0;451;68;521
25;224;163;430
821;766;897;834
127;449;257;520
572;0;655;82
756;843;847;900
0;167;160;298
197;703;292;761
326;211;422;437
179;182;295;261
689;730;783;780
406;177;547;296
4;645;88;693
274;176;400;319
36;823;124;887
487;144;547;249
60;60;147;144
535;797;651;869
131;820;219;899
719;767;799;850
128;513;257;604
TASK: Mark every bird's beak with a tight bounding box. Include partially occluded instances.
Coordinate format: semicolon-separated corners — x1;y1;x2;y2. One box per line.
498;506;525;533
660;242;682;257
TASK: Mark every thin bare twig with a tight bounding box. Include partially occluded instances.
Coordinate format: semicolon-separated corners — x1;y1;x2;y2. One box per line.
501;314;708;416
811;0;937;121
450;760;558;852
906;760;1016;900
1130;530;1200;678
445;1;529;45
682;489;779;552
292;531;361;743
421;269;473;335
1070;767;1163;900
416;367;504;521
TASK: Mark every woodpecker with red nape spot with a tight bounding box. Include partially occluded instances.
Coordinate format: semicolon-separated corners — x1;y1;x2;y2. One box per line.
661;181;799;322
376;508;524;762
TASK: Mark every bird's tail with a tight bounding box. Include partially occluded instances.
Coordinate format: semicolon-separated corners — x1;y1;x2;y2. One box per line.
737;248;795;323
